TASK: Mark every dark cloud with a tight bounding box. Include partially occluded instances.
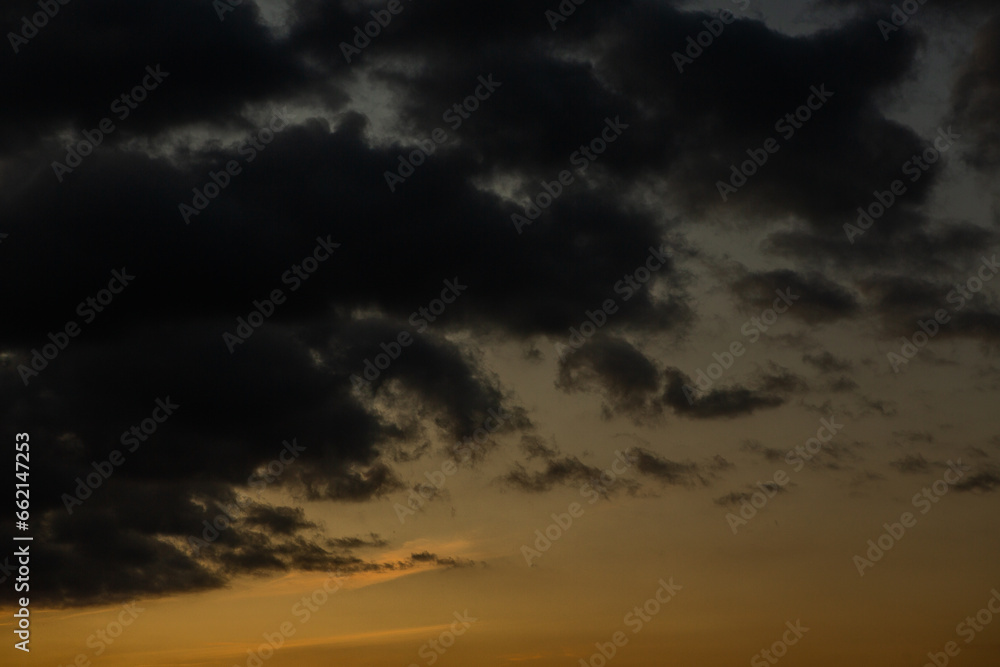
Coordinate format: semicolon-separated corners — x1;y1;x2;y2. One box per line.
817;440;863;470
20;476;471;607
890;453;930;474
499;440;702;494
498;437;626;493
950;15;1000;169
848;470;886;488
857;270;1000;343
1;0;995;609
243;505;317;535
765;223;995;279
407;551;477;568
708;454;735;471
555;337;664;422
0;313;521;605
387;441;432;463
520;435;561;461
954;467;1000;492
830;376;860;392
803;351;853;373
741;439;787;462
500;457;608;493
662;367;793;419
555;338;804;421
732;270;860;324
0;0;321;156
629;448;703;486
821;0;999;10
860;397;898;417
331;317;517;441
590;6;937;240
893;430;934;443
714;483;788;508
965;446;990;459
327;534;390;549
756;369;809;394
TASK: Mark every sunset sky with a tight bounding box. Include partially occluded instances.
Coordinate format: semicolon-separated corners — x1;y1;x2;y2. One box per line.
2;0;999;666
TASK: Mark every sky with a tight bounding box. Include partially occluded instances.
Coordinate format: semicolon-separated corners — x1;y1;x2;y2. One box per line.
1;0;999;666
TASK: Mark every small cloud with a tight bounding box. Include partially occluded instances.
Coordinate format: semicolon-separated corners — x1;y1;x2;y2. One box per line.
889;453;930;474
